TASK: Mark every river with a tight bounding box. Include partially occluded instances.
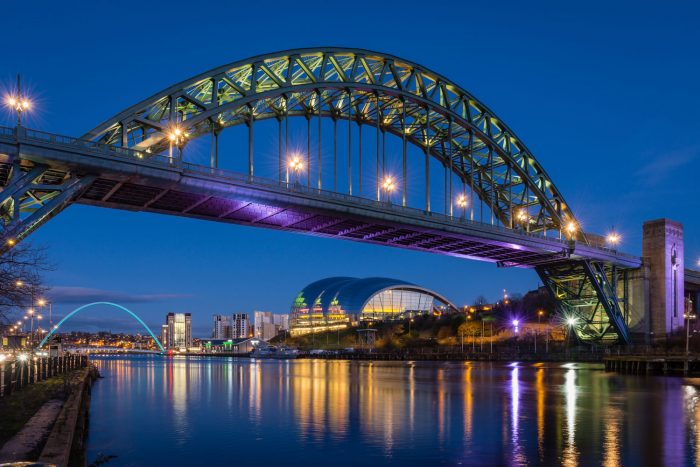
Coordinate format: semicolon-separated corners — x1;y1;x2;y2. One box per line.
86;356;700;466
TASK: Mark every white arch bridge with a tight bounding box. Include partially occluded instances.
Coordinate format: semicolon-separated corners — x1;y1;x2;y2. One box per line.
0;48;641;344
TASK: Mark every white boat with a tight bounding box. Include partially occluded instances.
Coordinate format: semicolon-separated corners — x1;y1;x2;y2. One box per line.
252;346;299;359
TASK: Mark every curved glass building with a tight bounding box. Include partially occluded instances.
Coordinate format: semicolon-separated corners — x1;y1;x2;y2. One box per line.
290;277;458;335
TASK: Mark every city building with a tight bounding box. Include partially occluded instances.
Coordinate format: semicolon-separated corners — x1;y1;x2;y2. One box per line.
160;324;168;348
200;337;259;354
212;315;231;339
213;313;250;339
165;313;192;349
254;311;289;341
290;277;458;335
232;313;250;338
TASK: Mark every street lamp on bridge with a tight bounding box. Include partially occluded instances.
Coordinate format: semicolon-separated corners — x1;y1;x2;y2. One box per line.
606;230;621;249
4;75;31;126
455;194;468;219
287;154;304;186
381;176;397;203
167;126;188;163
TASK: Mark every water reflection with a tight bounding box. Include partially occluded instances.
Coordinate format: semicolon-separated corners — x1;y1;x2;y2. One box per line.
87;357;700;466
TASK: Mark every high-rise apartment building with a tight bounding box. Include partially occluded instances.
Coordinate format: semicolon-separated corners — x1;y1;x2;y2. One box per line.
253;311;289;341
166;313;192;349
213;313;250;339
160;324;168;348
212;315;231;339
232;313;250;338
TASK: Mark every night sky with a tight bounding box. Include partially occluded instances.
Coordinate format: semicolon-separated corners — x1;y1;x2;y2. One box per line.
3;1;699;336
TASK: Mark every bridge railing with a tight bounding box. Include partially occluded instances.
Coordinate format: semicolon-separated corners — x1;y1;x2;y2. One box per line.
22;127;160;162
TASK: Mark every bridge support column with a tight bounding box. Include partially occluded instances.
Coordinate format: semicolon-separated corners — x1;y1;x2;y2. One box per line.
537;259;631;344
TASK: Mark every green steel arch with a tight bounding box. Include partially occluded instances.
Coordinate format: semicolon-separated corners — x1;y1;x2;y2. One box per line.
84;47;582;240
37;301;165;352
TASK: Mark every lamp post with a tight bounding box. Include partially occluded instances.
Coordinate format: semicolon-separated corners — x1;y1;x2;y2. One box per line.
4;74;31;127
685;306;696;356
167;126;187;164
381;176;397;204
606;229;621;250
27;308;35;347
455;194;468;219
535;310;544;353
287;154;304;186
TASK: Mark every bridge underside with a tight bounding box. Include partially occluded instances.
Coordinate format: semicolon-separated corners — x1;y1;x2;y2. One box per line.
0;129;639;344
76;178;570;266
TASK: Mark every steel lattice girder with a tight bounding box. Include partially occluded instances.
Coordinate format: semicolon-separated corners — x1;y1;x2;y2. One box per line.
83;48;580;239
536;260;630;344
0;160;94;244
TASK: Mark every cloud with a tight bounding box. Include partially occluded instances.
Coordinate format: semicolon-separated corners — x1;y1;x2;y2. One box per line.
47;286;191;305
633;146;699;186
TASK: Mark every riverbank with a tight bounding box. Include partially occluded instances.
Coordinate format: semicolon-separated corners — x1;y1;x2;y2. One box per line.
0;365;98;464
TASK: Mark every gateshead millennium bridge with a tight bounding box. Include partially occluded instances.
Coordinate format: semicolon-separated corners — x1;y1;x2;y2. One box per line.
0;48;694;344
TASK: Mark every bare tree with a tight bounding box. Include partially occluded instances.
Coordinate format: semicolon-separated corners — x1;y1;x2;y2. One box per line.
0;243;50;321
472;295;489;306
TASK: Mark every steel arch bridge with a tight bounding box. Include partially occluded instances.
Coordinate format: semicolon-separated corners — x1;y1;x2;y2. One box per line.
0;48;640;344
37;302;165;352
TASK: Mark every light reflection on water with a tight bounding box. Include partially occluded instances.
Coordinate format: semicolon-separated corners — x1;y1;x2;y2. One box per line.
87;356;700;466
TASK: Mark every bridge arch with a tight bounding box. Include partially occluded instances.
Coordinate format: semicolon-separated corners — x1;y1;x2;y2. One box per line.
84;48;581;241
37;302;165;352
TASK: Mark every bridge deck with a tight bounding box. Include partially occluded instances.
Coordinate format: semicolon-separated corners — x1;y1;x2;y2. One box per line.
0;126;641;269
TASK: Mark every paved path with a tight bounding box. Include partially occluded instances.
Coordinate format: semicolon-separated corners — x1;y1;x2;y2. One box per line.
0;399;64;463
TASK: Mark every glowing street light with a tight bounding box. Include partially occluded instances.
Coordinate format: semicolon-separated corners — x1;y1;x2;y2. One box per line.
5;238;16;247
166;125;188;162
566;317;577;327
4;75;31;126
606;231;621;248
286;154;304;185
512;319;519;334
516;209;528;223
381;176;397;203
15;280;23;287
455;194;468;218
562;220;578;240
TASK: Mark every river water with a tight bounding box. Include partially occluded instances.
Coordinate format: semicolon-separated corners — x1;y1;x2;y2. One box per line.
87;356;700;466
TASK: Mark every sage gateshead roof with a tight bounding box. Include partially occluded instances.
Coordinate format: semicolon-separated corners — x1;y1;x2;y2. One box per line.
290;277;458;334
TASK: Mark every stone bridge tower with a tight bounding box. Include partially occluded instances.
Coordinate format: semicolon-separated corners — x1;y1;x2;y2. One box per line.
643;219;685;340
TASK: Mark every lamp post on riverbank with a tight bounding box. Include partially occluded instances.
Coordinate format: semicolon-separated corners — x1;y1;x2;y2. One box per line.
535;310;544;353
685;300;696;356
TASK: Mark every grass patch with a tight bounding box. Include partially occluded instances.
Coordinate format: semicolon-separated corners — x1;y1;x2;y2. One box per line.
0;373;71;446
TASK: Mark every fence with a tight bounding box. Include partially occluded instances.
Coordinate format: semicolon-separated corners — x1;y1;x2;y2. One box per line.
0;355;88;398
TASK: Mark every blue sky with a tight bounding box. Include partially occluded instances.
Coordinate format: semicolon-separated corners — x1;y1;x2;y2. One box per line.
3;0;699;336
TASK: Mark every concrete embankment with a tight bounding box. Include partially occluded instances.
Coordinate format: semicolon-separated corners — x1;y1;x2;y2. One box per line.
0;365;98;465
38;366;98;466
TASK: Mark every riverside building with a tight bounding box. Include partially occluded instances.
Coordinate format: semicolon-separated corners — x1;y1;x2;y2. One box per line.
165;312;192;349
290;277;457;336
